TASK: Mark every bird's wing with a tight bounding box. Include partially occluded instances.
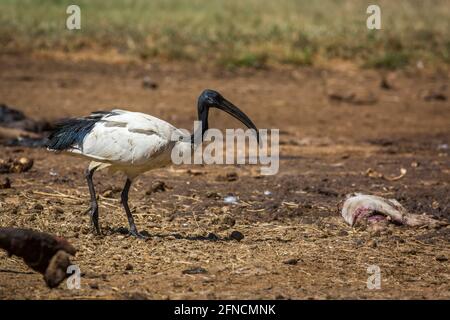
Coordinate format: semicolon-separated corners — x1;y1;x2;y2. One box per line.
72;110;179;165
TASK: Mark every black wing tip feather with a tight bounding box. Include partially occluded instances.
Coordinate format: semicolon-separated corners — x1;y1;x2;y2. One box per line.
46;111;117;151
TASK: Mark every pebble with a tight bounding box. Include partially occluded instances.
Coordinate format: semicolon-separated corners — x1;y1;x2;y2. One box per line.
0;177;11;189
367;239;378;248
182;267;208;275
283;258;299;265
337;230;348;237
125;263;134;271
53;207;64;214
228;230;244;242
435;255;448;262
89;283;99;290
142;76;158;89
33;203;44;211
146;181;168;194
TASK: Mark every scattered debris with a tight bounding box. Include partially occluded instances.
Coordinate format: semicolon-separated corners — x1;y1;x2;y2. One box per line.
89;282;100;290
263;190;272;196
220;214;236;228
0;126;40;141
216;172;239;182
146;180;169;194
327;86;378;105
186;169;204;176
340;193;447;229
224;195;239;204
0;157;34;174
0;104;52;147
364;167;407;181
0;177;11;189
0;104;26;123
211;214;236;231
0;228;76;288
367;239;378;248
102;189;114;198
122;292;148;300
421;86;447;101
380;79;390;90
33;203;44;212
206;191;221;199
125;263;134;271
435;255;448;262
182;267;208;275
142;76;158;89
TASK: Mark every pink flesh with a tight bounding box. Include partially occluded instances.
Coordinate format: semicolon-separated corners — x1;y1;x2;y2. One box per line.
367;214;386;223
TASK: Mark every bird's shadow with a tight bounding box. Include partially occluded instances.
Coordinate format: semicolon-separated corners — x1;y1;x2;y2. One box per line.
108;227;238;242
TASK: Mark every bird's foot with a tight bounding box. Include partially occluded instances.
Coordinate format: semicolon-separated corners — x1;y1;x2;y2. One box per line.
85;206;101;235
91;225;102;236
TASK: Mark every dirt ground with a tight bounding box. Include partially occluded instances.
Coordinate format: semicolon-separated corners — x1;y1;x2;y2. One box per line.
0;54;449;299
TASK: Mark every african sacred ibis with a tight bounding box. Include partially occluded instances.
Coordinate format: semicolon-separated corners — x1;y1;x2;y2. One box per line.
47;89;258;238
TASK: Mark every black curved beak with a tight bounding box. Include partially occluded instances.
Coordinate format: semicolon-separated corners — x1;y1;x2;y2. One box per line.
214;98;260;143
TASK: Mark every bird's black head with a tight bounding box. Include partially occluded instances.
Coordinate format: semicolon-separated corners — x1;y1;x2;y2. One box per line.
192;89;259;143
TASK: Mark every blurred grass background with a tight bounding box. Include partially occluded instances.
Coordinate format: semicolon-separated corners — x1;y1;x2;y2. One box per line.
0;0;449;69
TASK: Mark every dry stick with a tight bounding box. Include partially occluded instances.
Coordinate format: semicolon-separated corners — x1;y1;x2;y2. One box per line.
33;190;79;200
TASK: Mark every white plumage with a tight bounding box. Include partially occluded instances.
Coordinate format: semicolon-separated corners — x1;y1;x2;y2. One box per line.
69;110;187;179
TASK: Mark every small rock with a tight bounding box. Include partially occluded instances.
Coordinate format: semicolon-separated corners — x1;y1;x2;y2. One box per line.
422;89;447;101
142;76;158;89
436;255;448;262
89;283;99;290
0;177;11;189
53;207;64;214
0;157;33;173
186;169;204;176
102;190;114;198
33;203;44;211
226;172;238;181
123;292;148;300
283;258;299;265
216;172;238;182
125;263;134;271
367;239;378;248
228;230;244;242
206;191;221;199
337;230;348;237
182;267;208;275
146;181;168;194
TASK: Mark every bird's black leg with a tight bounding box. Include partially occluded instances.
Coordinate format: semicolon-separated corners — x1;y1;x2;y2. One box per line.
85;167;101;235
121;178;147;239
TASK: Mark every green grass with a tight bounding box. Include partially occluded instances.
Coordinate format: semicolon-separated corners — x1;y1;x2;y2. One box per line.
365;52;410;70
0;0;449;68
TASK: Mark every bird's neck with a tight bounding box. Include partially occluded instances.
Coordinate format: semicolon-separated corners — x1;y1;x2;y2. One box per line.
190;112;208;146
